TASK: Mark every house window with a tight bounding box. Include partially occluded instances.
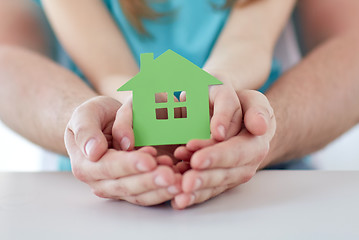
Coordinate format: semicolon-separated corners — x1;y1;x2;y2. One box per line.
174;91;186;102
174;107;187;119
173;91;187;119
154;91;187;120
155;92;168;120
155;92;168;103
155;108;168;120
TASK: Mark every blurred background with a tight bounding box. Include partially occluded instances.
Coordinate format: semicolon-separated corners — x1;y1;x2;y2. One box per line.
1;120;359;171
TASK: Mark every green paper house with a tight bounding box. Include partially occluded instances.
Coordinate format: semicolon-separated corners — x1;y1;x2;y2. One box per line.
118;50;222;146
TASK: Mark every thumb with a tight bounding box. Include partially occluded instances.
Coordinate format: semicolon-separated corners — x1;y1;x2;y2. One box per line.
66;96;120;162
209;85;242;141
112;99;135;151
238;90;274;136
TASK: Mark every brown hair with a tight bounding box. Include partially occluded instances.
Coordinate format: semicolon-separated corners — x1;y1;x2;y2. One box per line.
119;0;248;34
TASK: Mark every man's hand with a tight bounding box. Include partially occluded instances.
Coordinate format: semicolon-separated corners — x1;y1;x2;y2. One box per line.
173;90;276;209
64;96;182;206
113;85;242;172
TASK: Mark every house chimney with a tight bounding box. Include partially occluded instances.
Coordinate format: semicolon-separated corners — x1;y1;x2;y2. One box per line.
140;53;154;72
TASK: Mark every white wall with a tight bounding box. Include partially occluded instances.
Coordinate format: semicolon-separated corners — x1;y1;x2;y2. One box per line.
0;121;42;171
311;124;359;170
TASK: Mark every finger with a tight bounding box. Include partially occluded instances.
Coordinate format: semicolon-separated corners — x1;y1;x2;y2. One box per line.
121;187;178;206
156;155;174;167
138;146;157;157
64;128;88;180
181;167;254;193
179;91;186;102
79;149;157;181
172;186;227;209
190;130;269;170
112;99;135;151
91;166;177;198
186;138;217;152
238;90;274;136
209;85;242;141
67;97;119;162
155;92;172;103
175;161;191;174
173;146;194;161
122;173;182;206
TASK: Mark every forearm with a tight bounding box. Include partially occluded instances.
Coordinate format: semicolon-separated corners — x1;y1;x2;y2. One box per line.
0;46;98;155
262;30;359;166
0;0;50;56
205;0;296;90
42;0;138;100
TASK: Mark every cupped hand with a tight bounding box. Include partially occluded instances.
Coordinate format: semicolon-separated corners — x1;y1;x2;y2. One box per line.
64;96;181;206
112;85;242;175
173;84;242;173
112;93;192;172
173;90;276;209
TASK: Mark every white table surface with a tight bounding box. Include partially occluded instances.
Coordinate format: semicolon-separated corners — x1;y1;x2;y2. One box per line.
1;171;358;240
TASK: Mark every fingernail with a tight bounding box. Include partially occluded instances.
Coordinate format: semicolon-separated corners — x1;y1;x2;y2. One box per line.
174;194;187;208
218;125;226;139
136;161;151;172
199;159;211;169
194;178;202;190
189;194;196;205
85;138;96;157
120;137;130;151
168;185;180;194
155;175;169;187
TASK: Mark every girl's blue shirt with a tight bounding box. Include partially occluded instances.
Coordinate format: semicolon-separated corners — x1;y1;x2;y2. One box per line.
34;0;281;171
105;0;229;66
35;0;280;87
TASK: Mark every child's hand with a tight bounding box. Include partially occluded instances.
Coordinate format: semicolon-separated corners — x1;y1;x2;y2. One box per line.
65;96;181;206
208;84;243;141
174;84;242;165
112;94;189;171
172;90;276;209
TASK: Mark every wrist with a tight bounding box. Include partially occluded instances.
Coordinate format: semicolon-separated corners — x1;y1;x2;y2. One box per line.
259;91;294;168
204;42;272;91
95;74;133;103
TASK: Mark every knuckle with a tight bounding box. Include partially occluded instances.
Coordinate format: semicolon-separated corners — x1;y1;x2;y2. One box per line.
196;191;209;204
72;166;88;182
132;196;149;206
64;125;73;139
101;159;114;179
210;187;221;198
157;190;172;201
114;185;131;197
268;105;275;120
73;125;88;143
71;104;86;120
112;124;127;140
233;156;241;167
248;89;265;99
222;172;231;185
138;177;154;191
